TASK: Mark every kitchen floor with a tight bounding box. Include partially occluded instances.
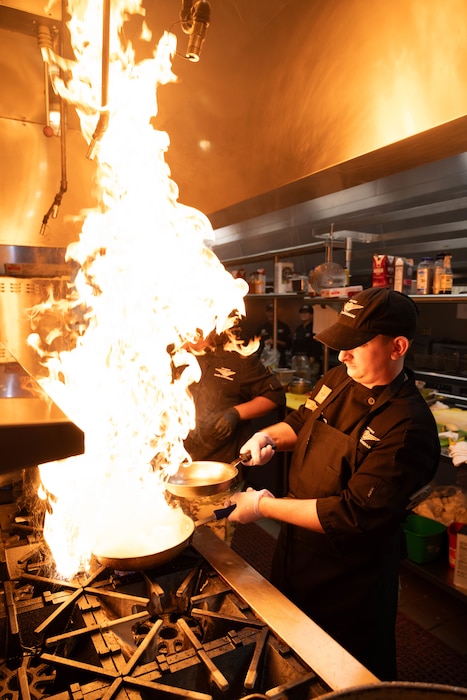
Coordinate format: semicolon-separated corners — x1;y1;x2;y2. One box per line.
398;565;467;658
257;518;467;660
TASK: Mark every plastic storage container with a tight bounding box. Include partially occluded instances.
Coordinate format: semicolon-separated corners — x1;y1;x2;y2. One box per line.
403;513;446;564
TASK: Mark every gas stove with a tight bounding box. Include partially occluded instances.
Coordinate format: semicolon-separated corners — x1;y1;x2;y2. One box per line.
0;498;378;699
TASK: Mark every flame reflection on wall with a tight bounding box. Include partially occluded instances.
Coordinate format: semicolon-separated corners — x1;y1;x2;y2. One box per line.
27;0;249;578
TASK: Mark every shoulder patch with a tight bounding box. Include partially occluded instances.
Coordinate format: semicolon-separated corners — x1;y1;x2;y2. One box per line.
314;385;333;404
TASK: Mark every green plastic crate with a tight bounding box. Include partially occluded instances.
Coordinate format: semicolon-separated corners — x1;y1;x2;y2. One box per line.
403;513;446;564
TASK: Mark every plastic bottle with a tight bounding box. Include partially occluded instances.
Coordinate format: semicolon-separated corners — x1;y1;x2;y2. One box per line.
416;257;434;295
439;255;453;294
432;252;445;295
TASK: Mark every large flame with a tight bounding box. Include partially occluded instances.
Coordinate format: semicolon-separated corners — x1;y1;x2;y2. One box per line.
30;0;250;578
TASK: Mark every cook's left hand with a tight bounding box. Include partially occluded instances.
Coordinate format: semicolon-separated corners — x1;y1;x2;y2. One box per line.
212;407;240;440
226;487;275;524
449;441;467;467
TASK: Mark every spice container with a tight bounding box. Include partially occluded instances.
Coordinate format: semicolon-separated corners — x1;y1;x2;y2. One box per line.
416;257;434;294
432;253;445;294
439;255;453;294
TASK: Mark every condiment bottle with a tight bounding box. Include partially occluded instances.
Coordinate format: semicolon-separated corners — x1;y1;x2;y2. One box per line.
439;255;453;294
432;252;445;295
416;257;434;295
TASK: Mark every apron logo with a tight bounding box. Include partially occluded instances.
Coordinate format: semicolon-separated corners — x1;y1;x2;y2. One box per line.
360;426;380;449
214;366;235;381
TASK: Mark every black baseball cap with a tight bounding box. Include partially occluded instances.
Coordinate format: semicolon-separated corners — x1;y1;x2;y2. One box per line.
314;287;419;350
299;304;313;313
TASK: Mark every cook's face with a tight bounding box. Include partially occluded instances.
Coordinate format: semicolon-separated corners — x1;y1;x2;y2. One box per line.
338;335;396;388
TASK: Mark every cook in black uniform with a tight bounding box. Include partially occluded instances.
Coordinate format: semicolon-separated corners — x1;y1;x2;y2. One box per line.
182;329;285;540
255;303;292;367
291;303;323;371
226;288;440;680
184;330;285;465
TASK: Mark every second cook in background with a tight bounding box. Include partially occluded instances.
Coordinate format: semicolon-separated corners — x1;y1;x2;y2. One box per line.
291;303;323;373
255;303;292;367
182;329;286;541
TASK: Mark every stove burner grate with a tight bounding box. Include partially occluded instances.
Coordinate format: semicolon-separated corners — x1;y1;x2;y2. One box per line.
1;539;330;700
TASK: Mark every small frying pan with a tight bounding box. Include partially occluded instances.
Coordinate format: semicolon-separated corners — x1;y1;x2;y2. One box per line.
93;504;236;571
165;454;250;498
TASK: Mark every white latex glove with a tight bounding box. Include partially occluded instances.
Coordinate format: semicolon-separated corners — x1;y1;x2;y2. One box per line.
240;432;276;466
449;441;467;467
227;487;275;524
438;431;459;442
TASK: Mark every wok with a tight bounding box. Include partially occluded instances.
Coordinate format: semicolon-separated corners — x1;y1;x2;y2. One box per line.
93;504;235;570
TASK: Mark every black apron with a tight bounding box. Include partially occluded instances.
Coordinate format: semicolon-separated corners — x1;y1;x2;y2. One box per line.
271;374;406;680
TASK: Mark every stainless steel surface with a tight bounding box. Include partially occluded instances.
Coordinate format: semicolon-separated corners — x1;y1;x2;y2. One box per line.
192;526;380;692
1;1;467;262
0;351;84;472
0;275;70;375
213;150;467;287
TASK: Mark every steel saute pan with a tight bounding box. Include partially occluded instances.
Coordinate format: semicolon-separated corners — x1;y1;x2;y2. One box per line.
164;453;250;498
93;504;235;571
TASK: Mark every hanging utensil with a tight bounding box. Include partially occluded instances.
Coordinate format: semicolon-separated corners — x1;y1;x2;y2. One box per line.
310;223;346;294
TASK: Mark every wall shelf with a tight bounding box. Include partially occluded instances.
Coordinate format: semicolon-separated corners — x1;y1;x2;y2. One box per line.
221;240;345;268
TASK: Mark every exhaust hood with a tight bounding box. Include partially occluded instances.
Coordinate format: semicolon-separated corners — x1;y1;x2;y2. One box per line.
0;1;467;270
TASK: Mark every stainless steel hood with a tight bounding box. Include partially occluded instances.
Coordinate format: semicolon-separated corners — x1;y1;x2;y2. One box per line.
0;348;84;474
0;0;467;273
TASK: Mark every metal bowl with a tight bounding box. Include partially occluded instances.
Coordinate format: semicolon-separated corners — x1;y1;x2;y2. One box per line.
288;377;312;394
165;460;239;497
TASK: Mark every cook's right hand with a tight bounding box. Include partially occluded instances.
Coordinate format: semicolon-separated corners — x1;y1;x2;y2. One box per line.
240;432;276;466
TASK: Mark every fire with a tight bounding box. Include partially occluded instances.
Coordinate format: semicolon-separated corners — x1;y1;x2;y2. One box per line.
29;0;249;578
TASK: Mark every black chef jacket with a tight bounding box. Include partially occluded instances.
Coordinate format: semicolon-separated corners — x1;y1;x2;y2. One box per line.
270;364;440;680
184;349;285;464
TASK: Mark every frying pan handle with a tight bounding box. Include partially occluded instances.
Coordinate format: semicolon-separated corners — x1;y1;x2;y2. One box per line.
213;504;236;520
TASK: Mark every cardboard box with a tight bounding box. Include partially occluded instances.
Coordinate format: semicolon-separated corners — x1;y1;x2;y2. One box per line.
453;524;467;590
393;257;414;294
320;285;363;298
372;254;395;288
274;262;294;294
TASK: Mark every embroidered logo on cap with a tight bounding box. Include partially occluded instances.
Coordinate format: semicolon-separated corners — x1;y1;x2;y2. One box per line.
341;300;364;319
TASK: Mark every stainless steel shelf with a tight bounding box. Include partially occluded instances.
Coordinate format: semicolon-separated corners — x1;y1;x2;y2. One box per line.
245;293;343;303
221;240;345;268
409;294;467;303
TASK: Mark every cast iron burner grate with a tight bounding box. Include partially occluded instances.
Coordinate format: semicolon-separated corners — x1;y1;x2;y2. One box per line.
1;532;329;700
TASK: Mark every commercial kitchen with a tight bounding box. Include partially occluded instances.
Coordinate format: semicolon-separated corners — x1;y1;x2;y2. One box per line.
1;1;467;698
